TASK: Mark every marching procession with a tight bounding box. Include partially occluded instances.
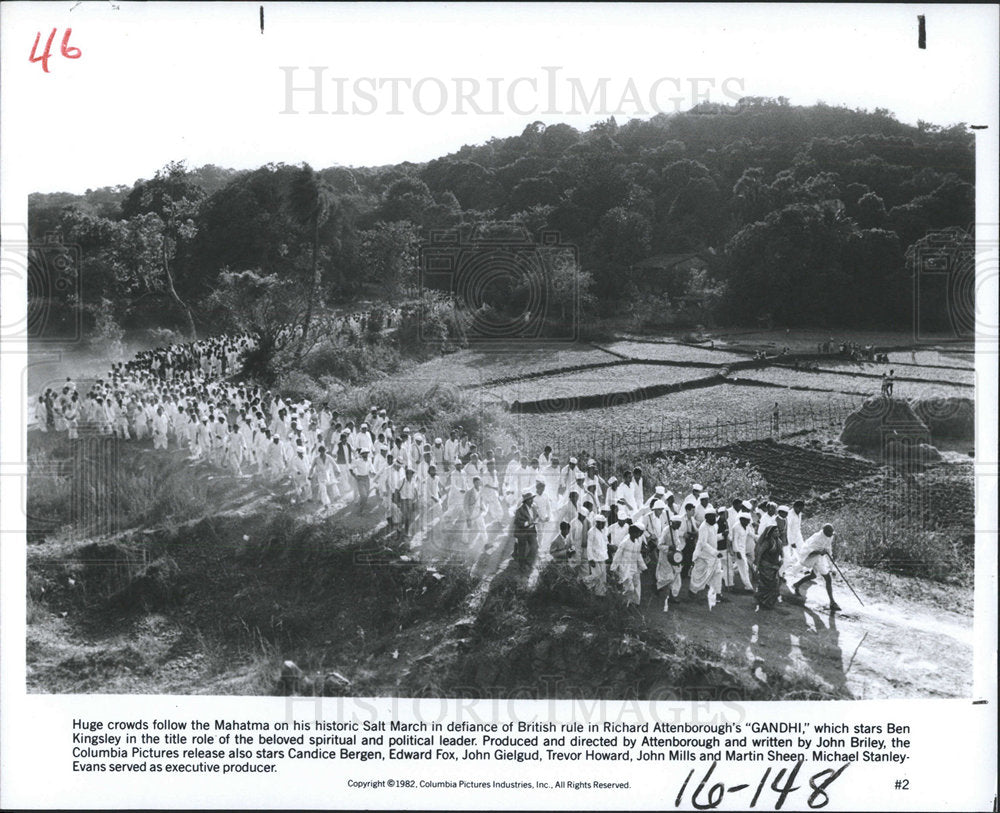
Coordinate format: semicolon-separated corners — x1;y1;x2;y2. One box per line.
32;335;843;616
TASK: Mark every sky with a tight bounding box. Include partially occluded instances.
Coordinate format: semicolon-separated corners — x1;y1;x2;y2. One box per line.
1;2;997;193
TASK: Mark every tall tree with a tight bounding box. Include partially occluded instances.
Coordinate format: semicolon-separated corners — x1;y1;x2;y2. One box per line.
117;162;204;338
288;163;337;356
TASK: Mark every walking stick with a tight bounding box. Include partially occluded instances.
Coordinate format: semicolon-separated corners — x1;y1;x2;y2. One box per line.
825;552;864;606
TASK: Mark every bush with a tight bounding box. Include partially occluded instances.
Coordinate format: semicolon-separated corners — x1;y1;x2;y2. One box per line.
275;370;327;404
638;451;769;504
327;378;507;448
393;297;467;358
302;336;402;385
627;291;676;331
823;503;970;583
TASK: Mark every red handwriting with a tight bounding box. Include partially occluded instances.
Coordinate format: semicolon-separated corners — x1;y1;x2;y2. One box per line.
29;28;81;73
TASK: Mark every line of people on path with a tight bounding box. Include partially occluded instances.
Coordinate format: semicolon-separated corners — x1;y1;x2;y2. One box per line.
32;333;842;614
512;481;840;614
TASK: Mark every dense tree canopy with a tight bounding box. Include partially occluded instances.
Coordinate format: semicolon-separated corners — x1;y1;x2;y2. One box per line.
30;99;975;336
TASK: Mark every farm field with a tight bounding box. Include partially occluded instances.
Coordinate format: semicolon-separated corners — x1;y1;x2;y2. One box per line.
883;349;976;369
711;328;971;353
736;367;974;399
486;363;715;404
393;345;618;387
506;382;864;444
814;360;976;385
598;340;747;364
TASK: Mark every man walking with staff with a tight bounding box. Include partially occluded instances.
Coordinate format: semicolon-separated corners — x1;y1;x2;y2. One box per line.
791;523;842;612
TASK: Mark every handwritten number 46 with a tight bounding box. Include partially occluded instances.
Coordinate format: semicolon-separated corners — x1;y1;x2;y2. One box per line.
30;29;82;73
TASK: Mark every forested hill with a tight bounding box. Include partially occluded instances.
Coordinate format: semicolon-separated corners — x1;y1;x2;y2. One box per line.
30;99;974;335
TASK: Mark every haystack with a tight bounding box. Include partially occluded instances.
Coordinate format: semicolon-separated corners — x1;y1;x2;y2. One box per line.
911;396;974;439
885;438;942;468
840;397;929;449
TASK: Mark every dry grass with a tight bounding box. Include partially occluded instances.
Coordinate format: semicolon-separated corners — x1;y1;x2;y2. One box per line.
27;435;212;541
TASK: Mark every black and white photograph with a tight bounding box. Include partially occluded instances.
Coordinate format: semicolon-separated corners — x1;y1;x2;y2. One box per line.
1;2;996;810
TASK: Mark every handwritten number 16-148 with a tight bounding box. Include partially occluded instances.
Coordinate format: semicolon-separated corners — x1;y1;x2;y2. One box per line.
29;29;81;73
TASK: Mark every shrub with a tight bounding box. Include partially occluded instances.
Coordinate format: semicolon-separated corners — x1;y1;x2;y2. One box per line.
327;378;508;448
274;370;327;404
637;451;769;504
822;503;970;583
27;436;211;539
301;336;402;384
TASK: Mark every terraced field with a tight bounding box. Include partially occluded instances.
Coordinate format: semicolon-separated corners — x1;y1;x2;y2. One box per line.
506;383;863;444
393;333;974;462
393;346;619;387
486;363;715;404
599;339;747;364
737;367;973;398
813;360;976;385
883;348;976;369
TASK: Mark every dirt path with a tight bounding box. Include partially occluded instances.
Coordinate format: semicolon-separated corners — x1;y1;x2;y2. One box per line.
638;570;972;699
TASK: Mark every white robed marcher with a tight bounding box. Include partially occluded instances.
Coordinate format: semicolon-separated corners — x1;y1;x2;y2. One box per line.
585;517;610;595
441;465;469;523
290;451;311;500
784;504;805;580
310;452;340;507
568;509;589;574
530;484;554;559
480;468;506;525
384;462;406;525
610;524;646;605
556;492;583;529
631;474;645;512
688;507;723;609
461;481;489;559
65;400;79;439
608;513;630;550
225;430;247;475
727;513;754;590
541;463;562;501
796;528;835;581
655;515;685;611
416;470;444;549
643;503;667;552
152;411;170;450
